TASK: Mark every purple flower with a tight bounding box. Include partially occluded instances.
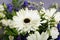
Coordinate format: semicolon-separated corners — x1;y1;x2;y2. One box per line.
7;4;13;12
56;35;60;40
28;6;36;10
23;1;28;7
21;33;29;40
16;35;21;40
57;23;60;32
57;23;60;40
21;36;27;40
14;8;19;11
16;35;27;40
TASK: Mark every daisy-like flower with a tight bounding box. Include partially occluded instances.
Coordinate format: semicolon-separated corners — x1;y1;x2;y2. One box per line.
27;31;41;40
41;8;56;20
11;8;40;33
27;31;49;40
50;27;59;39
40;31;49;40
45;8;56;18
0;5;4;11
54;12;60;22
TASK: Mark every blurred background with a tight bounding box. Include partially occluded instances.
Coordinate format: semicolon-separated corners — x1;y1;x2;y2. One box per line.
0;0;60;9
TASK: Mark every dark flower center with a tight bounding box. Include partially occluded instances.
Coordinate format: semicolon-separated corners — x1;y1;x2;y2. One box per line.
24;18;30;23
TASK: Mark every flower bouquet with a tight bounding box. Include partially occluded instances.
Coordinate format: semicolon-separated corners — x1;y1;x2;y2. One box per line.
0;0;60;40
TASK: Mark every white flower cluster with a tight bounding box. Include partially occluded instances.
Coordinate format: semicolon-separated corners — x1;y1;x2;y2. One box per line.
40;7;60;22
0;5;4;11
27;31;49;40
27;27;59;40
50;27;59;39
1;19;12;26
0;5;5;18
39;7;59;40
0;5;59;40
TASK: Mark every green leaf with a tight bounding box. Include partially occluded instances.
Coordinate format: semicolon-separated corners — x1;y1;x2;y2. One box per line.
5;27;18;36
12;10;16;16
39;21;48;33
12;0;24;8
3;35;9;40
12;0;19;3
3;3;7;9
5;13;13;19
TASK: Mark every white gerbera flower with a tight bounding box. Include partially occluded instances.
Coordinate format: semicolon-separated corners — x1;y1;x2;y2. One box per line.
54;12;60;22
11;8;40;33
0;5;4;11
44;8;56;19
50;27;59;39
27;31;49;40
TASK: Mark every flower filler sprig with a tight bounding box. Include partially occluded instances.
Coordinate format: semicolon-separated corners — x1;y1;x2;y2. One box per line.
0;0;60;40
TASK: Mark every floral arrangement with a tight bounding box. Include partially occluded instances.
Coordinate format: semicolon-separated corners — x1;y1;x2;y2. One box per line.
0;0;60;40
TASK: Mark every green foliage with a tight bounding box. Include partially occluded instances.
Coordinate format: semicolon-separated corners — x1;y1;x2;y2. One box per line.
49;17;56;27
38;12;48;33
39;20;48;33
41;14;46;21
3;3;7;9
5;13;13;19
5;27;18;36
3;35;9;40
4;10;15;19
12;10;17;16
12;0;24;8
20;32;27;36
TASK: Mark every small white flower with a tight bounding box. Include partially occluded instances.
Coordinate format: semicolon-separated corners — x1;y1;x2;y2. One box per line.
45;8;56;17
40;8;56;20
40;31;49;40
50;27;59;39
1;19;9;26
0;5;4;11
27;31;49;40
43;8;56;19
11;8;40;33
8;20;14;28
1;19;12;26
54;12;60;22
27;31;41;40
9;35;14;40
0;12;5;18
